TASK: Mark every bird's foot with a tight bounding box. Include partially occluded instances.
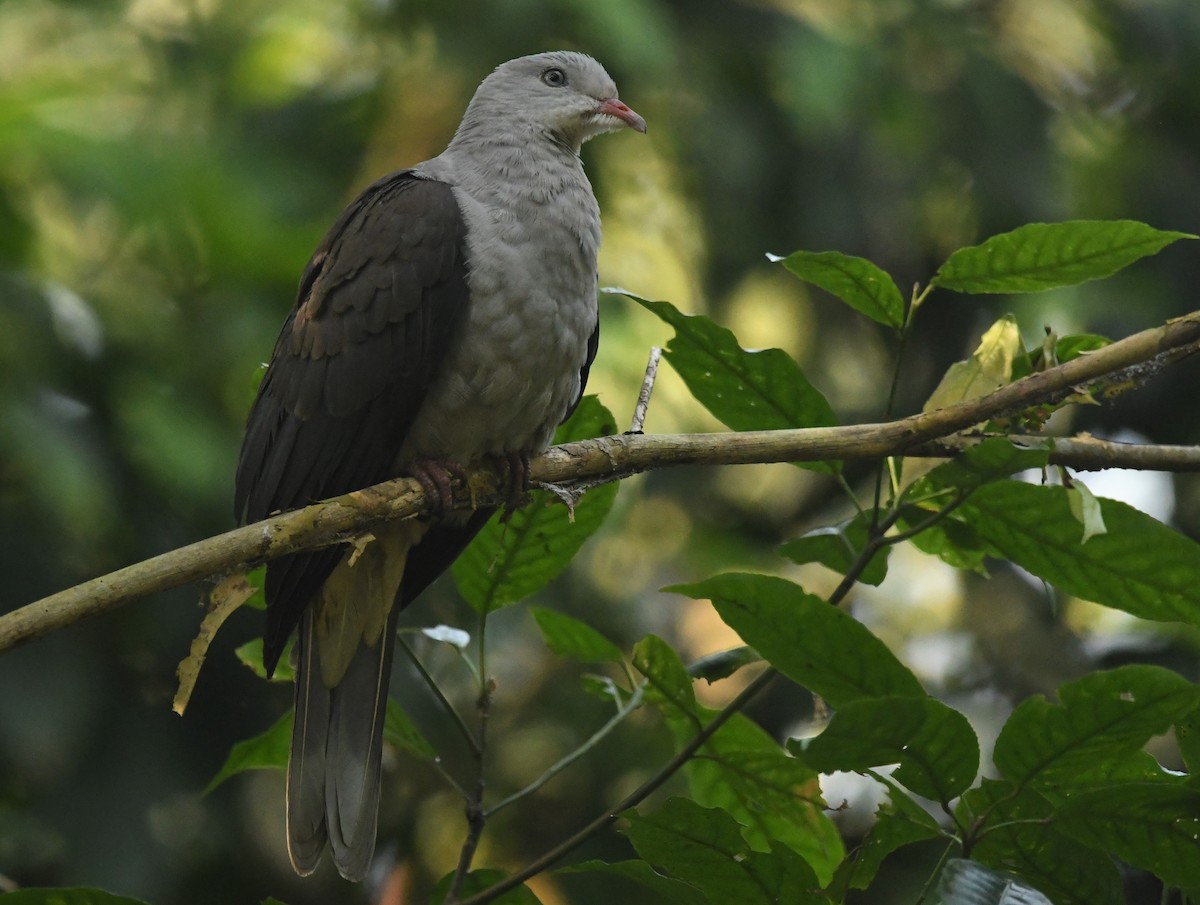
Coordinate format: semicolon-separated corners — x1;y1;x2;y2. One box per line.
495;451;533;514
408;460;469;512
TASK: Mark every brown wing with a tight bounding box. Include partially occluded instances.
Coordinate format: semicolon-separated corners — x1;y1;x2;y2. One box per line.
235;172;470;671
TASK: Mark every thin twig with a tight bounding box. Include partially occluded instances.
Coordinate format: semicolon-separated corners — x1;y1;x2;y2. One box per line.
486;684;647;817
396;636;480;757
452;665;781;905
445;679;494;904
630;346;662;433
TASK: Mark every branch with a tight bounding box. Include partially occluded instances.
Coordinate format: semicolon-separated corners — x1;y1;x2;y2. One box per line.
3;309;1200;655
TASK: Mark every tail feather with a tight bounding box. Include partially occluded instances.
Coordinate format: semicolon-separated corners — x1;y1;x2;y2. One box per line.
325;606;399;880
287;611;331;875
286;604;399;882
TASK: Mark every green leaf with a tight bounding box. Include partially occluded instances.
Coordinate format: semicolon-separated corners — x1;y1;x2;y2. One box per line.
793;696;979;803
687;646;762;683
1177;708;1200;773
633;636;844;883
632;634;699;718
1056;783;1200;887
900;511;995;575
932;220;1196;294
1066;482;1106;543
773;250;905;328
962;779;1124;905
0;891;153;905
383;698;437;760
205;711;290;794
235;637;293;682
619;292;837;471
827;781;943;894
531;607;624;663
778;511;890;586
452;396;619;612
670;573;924;706
1055;333;1111;363
242;565;266;610
993;665;1200;787
558;860;711;905
431;869;542;904
906;437;1050;499
623;798;824;904
921;315;1023;410
685;746;844;884
962;482;1200;626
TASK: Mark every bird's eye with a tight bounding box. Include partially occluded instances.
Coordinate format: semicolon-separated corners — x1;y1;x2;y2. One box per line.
541;67;567;88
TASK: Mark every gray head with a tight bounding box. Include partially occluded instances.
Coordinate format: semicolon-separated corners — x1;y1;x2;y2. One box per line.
452;51;646;153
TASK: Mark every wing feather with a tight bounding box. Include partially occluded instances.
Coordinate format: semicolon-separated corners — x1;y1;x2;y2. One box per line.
235;172;471;672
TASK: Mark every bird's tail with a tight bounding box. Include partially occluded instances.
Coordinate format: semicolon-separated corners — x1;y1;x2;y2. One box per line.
286;523;423;881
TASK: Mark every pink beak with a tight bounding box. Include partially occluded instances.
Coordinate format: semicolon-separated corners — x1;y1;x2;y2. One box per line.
597;98;647;133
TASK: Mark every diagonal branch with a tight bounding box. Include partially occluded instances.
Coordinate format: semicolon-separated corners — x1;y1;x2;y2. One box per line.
3;309;1200;656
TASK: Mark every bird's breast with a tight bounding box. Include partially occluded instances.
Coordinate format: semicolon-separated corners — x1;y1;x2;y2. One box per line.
397;169;601;465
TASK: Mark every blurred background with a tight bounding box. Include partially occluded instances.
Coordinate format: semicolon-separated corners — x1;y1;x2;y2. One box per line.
2;0;1199;902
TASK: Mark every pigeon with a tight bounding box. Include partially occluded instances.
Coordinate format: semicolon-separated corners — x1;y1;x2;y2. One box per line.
234;50;645;881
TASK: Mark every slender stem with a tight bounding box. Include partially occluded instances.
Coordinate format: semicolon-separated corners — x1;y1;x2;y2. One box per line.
445;673;494;904
486;684;647;817
397;636;480;756
630;346;662;433
452;666;780;905
913;840;956;905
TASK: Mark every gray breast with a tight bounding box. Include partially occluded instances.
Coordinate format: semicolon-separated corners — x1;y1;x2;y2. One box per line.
398;151;601;465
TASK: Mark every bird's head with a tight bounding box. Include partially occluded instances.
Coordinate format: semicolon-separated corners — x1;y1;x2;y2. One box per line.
458;51;646;153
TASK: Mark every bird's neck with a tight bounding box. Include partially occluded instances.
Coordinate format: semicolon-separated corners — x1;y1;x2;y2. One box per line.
439;128;590;207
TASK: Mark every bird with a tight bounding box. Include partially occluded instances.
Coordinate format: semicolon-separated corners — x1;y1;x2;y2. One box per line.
233;51;645;881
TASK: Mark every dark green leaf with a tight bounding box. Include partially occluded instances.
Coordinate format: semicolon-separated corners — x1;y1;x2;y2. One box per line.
962;482;1200;626
0;891;152;905
687;646;762;683
793;696;979;803
1177;708;1200;774
558;860;711;905
383;698;436;760
452;397;619;612
1056;783;1200;887
907;438;1050;499
619;292;837;471
899;511;995;575
623;798;824;904
531;607;624;663
431;869;542;904
962;779;1123;905
633;636;844;883
242;565;266;611
205;711;290;794
827;781;943;894
932;220;1196;293
778;510;890;586
686;746;844;884
670;573;924;706
1055;333;1111;363
773;249;905;328
632;634;699;719
235;637;293;682
993;666;1200;787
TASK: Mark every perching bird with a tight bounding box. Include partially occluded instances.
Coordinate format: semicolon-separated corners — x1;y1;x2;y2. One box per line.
234;52;645;881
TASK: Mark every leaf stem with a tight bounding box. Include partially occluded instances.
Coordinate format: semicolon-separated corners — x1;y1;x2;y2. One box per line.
398;636;480;756
486;683;647;818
